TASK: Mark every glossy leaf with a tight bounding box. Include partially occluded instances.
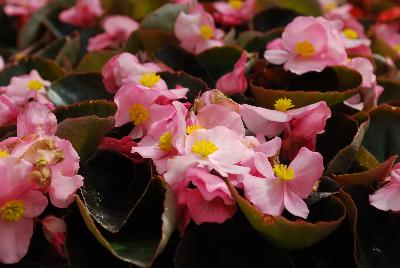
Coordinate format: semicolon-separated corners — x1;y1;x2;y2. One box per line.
253;8;300;32
378;79;400;104
76;50;118;73
225;179;346;249
141;3;187;32
54;99;117;122
258;0;323;16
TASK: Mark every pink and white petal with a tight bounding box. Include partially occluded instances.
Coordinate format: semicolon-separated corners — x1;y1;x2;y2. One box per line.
264;49;290;65
88;33;114;51
255;136;282;157
253;152;275;178
49;173;84;208
283;186;309;219
20;190;48;218
164;154;198;188
369;182;400;211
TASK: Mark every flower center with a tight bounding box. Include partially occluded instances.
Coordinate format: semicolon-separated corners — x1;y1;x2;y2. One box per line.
159;131;173;151
192;139;218;158
0;200;25;222
273;164;295;181
200;25;214;39
324;2;337;12
0;150;9;158
295;41;315;57
129;104;149;125
274;98;294;112
394;44;400;53
139;72;161;88
342;28;359;39
229;0;243;9
27;80;44;91
186;124;203;135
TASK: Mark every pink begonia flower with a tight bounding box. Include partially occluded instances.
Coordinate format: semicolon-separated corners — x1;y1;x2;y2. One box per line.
344;57;383;110
241;101;331;160
264;16;347;75
164;126;253;188
213;0;256;26
174;5;225;54
114;84;176;139
324;4;372;55
0;95;19;126
216;52;248;94
176;167;236;233
17;102;57;137
0;157;48;264
373;23;400;55
370;163;400;212
132;101;187;174
3;0;47;20
59;0;103;27
2;70;54;110
88;15;139;51
42;216;67;257
242;147;323;218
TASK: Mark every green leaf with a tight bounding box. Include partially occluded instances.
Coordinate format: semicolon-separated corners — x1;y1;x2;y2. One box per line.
54;100;117;122
238;28;283;53
0;57;66;86
253;8;300;32
159;71;208;102
363;104;400;162
377;79;400;104
101;0;169;20
79;150;152;233
76;176;176;267
125;28;178;54
225;179;346;249
371;34;400;66
197;46;244;84
48;73;113;106
141;3;187;32
258;0;323;16
55;34;81;70
250;65;361;109
333;156;396;185
56;115;114;160
175;223;294;268
76;50;118;73
351;146;381;172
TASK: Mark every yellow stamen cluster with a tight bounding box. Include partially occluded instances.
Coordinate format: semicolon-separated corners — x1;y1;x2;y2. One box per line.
139;72;161;88
27;80;44;91
200;25;214;39
159;132;173;151
129;104;149;125
191;139;218;158
274;98;295;112
273;164;295;181
342;28;359;39
394;44;400;53
0;150;9;158
229;0;243;9
186;124;203;135
295;41;315;58
0;200;25;222
324;2;337;12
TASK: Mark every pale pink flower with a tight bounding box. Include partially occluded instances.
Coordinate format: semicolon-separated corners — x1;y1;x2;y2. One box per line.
0;157;48;264
242;147;323;218
132;101;188;174
42;216;67;257
88;15;139;51
114;85;176;139
17;102;57;137
174;5;225;54
3;0;47;20
213;0;256;26
0;95;19;126
59;0;103;27
370;163;400;212
241;101;331;160
264;16;347;75
164;126;253;187
216;52;248;94
102;52;163;93
2;70;53;109
176;167;236;233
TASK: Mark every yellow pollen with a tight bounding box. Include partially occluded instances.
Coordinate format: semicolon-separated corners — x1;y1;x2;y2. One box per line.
295;41;315;58
129;104;149;125
229;0;243;9
0;150;9;158
394;44;400;53
324;2;337;12
191;139;218;158
186;124;203;135
273;164;295;181
200;25;214;39
274;98;295;112
159;132;173;151
27;80;44;91
139;72;161;88
0;200;25;222
343;28;359;39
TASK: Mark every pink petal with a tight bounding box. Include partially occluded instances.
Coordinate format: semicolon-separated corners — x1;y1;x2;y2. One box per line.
264;49;290;65
49;172;84;208
370;182;400;211
17;102;57;137
283;186;310;218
